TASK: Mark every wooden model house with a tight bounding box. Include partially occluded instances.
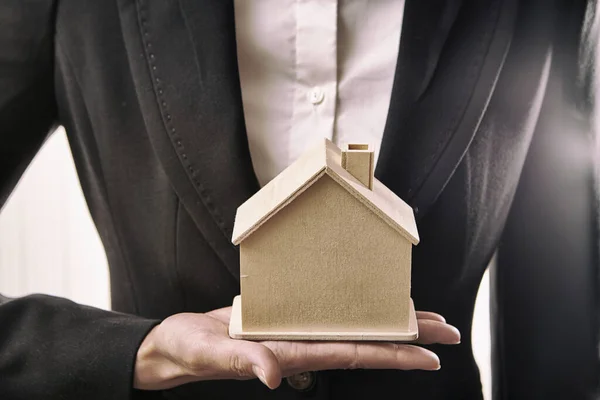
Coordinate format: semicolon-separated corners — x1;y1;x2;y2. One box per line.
228;138;420;341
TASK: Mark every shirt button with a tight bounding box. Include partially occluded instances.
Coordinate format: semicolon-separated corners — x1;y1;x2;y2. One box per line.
308;87;324;104
286;371;317;391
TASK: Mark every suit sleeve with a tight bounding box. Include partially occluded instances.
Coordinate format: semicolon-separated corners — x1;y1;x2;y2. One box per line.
491;98;600;399
491;2;600;398
0;2;161;399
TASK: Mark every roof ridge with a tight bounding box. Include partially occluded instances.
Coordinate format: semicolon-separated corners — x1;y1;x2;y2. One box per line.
231;139;419;246
324;167;419;245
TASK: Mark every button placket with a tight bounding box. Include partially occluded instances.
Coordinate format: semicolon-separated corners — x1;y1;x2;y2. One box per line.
289;0;339;162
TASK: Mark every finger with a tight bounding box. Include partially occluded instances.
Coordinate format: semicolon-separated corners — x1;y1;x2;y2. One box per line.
415;320;461;345
416;311;446;323
206;307;232;324
265;341;441;373
217;339;283;389
185;335;282;389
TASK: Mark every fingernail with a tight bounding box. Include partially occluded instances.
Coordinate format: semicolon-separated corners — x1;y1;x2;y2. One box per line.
452;326;461;343
252;366;269;388
430;354;441;371
429;353;442;371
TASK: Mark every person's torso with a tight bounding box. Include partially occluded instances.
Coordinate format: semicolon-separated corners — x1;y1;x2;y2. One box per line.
51;0;558;398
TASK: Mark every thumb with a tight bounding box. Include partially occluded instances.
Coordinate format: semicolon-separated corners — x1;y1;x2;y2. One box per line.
219;339;282;389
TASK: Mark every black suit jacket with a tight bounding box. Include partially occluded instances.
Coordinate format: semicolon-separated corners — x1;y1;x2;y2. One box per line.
1;0;597;399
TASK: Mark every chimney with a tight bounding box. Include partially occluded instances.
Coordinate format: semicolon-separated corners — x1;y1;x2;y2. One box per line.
341;143;374;190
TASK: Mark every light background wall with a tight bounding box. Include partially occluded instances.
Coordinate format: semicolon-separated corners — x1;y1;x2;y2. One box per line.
0;127;491;399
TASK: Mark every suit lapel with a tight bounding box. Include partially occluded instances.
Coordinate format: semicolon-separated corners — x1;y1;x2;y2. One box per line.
377;0;517;219
117;0;515;279
118;0;257;279
377;0;463;209
383;0;463;134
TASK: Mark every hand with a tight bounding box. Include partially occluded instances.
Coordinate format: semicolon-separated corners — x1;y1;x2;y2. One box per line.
133;306;460;391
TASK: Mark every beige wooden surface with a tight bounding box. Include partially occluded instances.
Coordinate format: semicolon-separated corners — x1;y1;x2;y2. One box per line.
232;139;419;246
229;295;418;341
239;175;413;333
340;144;374;190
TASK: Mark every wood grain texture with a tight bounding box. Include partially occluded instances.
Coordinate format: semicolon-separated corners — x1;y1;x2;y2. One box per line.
232;139;419;245
341;144;374;190
229;295;419;341
239;175;412;332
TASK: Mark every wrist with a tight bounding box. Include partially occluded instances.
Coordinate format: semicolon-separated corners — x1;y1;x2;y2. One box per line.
133;325;189;390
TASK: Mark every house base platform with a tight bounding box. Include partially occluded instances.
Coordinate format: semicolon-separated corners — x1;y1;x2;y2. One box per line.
228;295;419;342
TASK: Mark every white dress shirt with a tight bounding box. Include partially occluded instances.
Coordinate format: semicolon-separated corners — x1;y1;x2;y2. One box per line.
234;0;405;187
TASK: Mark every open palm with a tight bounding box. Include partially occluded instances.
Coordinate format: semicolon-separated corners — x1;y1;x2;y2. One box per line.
134;306;460;390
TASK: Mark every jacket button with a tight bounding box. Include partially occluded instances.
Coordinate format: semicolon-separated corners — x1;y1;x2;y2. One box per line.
286;371;316;391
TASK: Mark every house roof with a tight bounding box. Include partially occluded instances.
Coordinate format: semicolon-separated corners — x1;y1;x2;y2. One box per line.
231;138;420;246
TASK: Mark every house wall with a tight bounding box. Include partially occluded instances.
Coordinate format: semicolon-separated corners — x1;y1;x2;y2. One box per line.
240;175;412;332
